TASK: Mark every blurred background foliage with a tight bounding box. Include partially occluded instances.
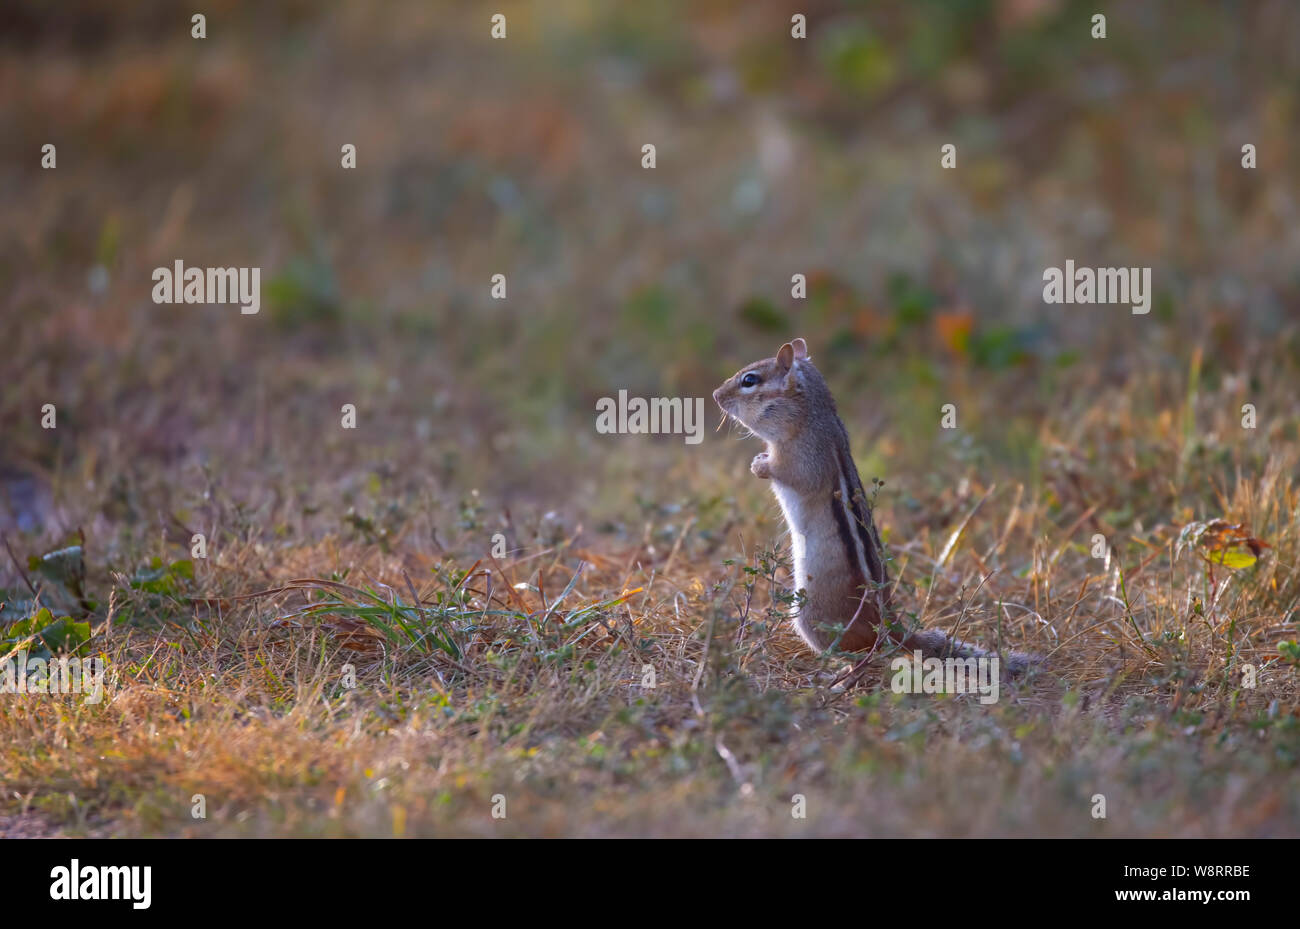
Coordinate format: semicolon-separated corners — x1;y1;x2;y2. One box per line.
1;0;1298;549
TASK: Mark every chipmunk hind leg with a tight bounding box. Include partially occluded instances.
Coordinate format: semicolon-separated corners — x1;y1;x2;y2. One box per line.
791;575;883;653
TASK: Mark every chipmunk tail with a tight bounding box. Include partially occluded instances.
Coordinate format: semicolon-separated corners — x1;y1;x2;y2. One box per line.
899;628;1043;677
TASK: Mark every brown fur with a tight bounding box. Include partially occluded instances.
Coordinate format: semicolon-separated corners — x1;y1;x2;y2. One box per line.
714;338;1037;674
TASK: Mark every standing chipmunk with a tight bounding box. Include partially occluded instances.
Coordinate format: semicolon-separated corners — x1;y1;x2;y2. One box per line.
714;337;1035;674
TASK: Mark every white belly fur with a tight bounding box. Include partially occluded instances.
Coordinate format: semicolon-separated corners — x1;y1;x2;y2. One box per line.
772;481;844;650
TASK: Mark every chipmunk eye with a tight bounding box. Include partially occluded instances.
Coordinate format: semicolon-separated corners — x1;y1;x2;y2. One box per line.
741;372;760;387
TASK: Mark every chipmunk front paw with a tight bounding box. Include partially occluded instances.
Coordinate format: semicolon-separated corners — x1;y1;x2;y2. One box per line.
750;451;773;479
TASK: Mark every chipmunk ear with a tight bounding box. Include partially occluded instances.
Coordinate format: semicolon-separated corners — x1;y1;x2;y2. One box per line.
791;338;809;360
776;342;795;371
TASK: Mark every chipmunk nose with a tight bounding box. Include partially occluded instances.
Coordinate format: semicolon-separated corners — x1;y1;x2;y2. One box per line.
712;387;722;403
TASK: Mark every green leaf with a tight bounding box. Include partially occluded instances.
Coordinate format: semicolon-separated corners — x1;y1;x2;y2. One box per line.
28;545;84;588
1;606;91;660
130;557;195;596
24;544;86;614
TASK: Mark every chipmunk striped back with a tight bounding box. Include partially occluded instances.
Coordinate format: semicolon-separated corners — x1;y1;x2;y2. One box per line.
714;337;1038;674
713;338;892;652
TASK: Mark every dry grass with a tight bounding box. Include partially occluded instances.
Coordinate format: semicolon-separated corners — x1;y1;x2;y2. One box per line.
3;362;1299;837
3;0;1300;837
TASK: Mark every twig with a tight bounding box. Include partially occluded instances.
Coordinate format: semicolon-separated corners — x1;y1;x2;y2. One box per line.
1;531;38;599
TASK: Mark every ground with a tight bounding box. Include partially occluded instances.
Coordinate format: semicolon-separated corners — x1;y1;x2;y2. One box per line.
2;0;1299;837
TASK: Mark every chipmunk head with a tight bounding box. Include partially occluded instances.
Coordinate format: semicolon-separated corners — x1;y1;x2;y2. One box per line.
713;337;819;442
